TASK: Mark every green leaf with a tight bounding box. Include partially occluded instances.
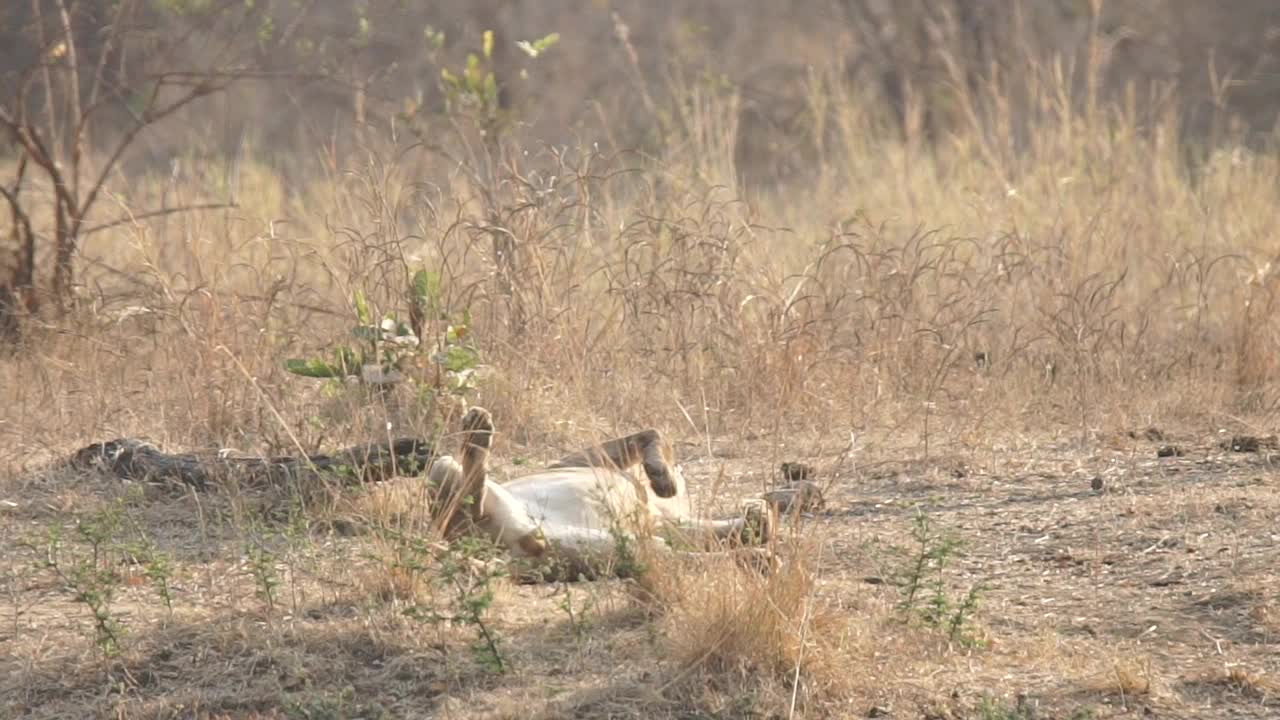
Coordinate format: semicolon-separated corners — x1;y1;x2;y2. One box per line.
412;269;443;313
442;345;480;372
483;73;498;106
353;288;372;325
286;358;344;378
424;25;445;50
257;15;274;43
355;16;372;47
516;32;560;58
334;346;361;374
537;33;560;53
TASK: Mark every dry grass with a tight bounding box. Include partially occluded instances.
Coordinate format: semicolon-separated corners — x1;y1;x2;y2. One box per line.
1097;655;1161;700
629;541;849;714
1222;666;1280;698
4;17;1280;719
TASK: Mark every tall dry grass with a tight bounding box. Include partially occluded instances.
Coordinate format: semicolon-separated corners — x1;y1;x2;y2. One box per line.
630;541;854;716
3;37;1278;469
3;26;1280;717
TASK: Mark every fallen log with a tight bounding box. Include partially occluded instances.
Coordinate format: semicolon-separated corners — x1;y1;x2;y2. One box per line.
67;437;435;490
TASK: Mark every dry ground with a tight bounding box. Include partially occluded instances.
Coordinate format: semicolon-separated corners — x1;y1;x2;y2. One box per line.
5;15;1280;716
2;419;1277;719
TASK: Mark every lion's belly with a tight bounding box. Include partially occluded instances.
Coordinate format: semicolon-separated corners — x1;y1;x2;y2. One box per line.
503;468;633;530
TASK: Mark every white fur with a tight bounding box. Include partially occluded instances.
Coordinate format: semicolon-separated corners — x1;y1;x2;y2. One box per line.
429;456;765;579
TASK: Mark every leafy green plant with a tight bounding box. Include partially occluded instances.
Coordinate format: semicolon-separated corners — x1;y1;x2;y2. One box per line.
19;493;190;656
607;517;648;580
975;694;1036;720
429;29;559;142
439;29;502;134
409;269;483;395
972;694;1095;720
23;504;128;657
245;537;280;611
143;550;175;612
285;271;481;402
128;532;176;614
894;509;985;646
557;581;596;640
397;25;560;203
593;486;651;580
368;529;433;601
402;534;509;674
114;491;178;615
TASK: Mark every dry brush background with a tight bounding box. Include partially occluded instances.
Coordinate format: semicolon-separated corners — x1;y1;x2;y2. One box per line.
2;1;1280;718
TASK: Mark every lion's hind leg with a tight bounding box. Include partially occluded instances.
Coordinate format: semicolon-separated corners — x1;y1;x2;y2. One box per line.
550;429;679;498
510;526;662;584
428;455;480;534
428;407;499;532
663;498;778;550
429;453;548;560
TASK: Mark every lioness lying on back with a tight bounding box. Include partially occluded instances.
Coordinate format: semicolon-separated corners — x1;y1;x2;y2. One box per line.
428;408;777;582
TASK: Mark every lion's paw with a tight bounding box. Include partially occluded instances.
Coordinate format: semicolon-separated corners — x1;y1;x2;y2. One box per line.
739;497;777;546
462;406;494;449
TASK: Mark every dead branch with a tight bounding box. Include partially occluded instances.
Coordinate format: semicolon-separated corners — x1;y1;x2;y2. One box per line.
67;436;436;490
82;201;239;237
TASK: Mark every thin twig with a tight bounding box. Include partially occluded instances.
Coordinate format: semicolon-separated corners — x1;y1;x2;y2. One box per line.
82;202;239;236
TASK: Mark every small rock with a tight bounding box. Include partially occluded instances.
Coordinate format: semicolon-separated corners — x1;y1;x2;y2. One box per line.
1129;427;1165;441
1090;476;1104;492
1156;445;1183;458
763;480;826;513
330;518;361;536
780;461;815;482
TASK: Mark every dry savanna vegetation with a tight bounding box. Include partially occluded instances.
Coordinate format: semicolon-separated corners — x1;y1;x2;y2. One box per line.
3;2;1280;718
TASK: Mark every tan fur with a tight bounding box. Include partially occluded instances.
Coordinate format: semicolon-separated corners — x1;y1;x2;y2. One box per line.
429;407;777;582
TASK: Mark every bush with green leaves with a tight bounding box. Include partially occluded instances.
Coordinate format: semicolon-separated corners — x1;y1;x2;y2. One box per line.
285;269;482;406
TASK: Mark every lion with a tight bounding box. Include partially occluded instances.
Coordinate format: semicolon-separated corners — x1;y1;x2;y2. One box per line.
427;407;779;582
